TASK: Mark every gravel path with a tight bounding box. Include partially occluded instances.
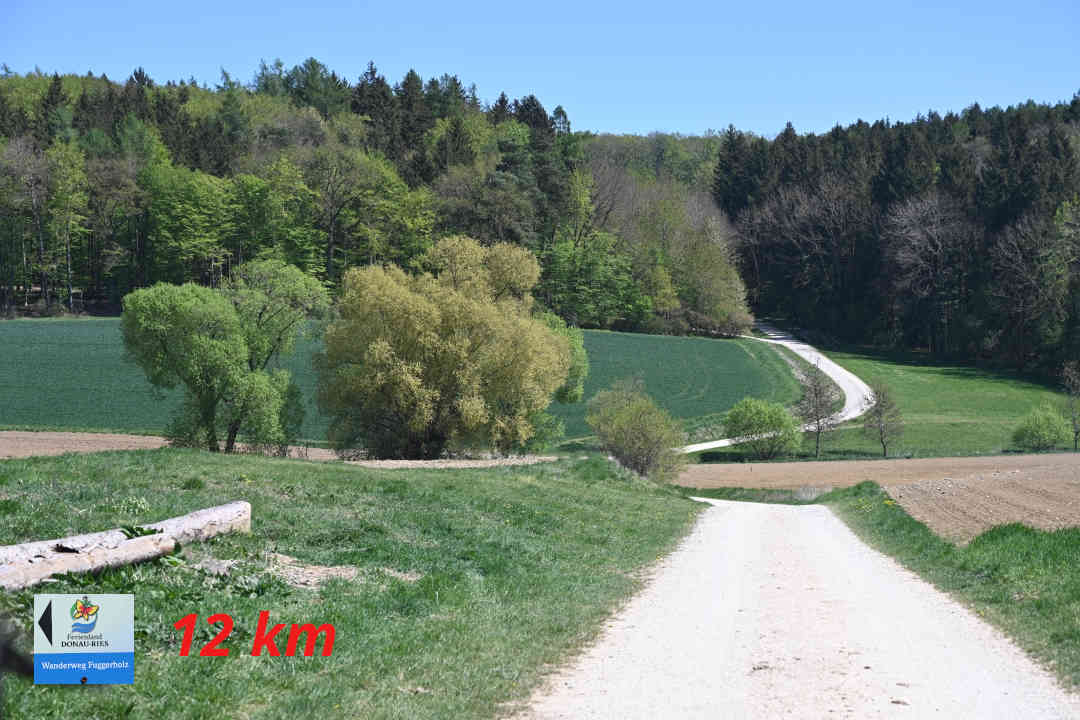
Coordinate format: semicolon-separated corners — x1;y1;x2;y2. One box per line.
681;324;872;454
515;498;1080;719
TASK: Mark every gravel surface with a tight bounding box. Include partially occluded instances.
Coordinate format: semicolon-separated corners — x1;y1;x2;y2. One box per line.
514;498;1080;719
682;324;872;454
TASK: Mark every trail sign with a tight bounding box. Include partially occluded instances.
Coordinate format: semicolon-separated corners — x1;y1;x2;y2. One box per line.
33;594;134;684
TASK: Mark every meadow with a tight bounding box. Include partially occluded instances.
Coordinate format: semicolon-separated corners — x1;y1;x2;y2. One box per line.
0;319;801;447
0;318;327;442
695;345;1073;462
0;450;700;719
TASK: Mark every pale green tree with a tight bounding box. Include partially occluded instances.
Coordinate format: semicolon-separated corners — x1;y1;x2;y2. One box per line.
46;139;88;311
317;237;574;458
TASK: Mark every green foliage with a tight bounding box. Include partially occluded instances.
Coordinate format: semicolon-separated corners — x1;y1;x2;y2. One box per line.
539;312;589;404
722;396;800;460
317;237;572;458
1012;404;1070;451
586;378;687;481
121;260;328;452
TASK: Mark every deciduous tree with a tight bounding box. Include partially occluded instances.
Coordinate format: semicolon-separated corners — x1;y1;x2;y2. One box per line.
862;380;903;457
316;237;575;458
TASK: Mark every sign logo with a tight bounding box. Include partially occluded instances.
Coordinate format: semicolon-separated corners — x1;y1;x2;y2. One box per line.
69;596;100;634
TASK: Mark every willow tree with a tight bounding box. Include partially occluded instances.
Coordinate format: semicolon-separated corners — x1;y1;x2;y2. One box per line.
317;236;580;458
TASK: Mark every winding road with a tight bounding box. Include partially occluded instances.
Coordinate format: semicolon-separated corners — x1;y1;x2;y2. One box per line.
681;324;873;454
517;328;1080;718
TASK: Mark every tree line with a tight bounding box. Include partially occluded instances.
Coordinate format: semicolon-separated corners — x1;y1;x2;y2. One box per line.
0;61;750;337
714;96;1080;370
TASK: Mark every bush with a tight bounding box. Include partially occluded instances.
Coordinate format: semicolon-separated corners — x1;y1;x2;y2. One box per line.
586;379;686;482
723;397;800;460
1013;404;1070;451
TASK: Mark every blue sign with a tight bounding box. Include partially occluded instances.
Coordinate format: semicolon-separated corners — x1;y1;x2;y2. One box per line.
33;594;134;685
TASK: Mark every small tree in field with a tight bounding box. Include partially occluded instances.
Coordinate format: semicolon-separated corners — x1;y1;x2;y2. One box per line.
795;361;842;458
586;378;686;481
723;397;800;460
1061;361;1080;450
862;380;903;457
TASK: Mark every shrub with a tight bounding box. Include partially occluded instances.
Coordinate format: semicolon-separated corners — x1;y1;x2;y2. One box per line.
586;379;686;481
1013;404;1069;451
723;397;800;460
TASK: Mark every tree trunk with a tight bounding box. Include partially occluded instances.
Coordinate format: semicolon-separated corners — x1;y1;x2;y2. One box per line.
65;217;73;312
325;221;336;281
225;419;242;454
201;398;219;452
36;212;48;308
0;501;252;591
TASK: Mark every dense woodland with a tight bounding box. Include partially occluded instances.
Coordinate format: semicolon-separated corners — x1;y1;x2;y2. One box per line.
0;60;748;338
1;60;1079;371
714;96;1080;369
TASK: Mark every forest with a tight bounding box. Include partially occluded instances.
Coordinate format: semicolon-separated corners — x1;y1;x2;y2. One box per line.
715;96;1080;369
1;59;1078;370
0;60;749;338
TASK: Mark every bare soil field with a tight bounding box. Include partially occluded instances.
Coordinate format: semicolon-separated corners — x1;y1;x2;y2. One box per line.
0;431;167;458
681;453;1080;543
0;431;555;469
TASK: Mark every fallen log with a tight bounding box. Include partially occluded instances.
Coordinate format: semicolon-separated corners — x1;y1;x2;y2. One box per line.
0;501;251;591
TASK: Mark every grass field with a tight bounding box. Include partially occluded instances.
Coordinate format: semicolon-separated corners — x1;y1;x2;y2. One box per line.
0;450;700;719
686;483;1080;690
695;345;1072;462
548;330;801;440
0;319;802;448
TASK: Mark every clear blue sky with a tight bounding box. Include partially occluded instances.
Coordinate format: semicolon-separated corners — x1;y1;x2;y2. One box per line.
5;0;1078;138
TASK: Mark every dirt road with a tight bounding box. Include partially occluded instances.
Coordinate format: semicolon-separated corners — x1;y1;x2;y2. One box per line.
515;498;1080;719
682;324;872;453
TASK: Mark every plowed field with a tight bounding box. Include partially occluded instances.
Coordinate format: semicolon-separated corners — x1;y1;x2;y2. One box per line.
680;453;1080;543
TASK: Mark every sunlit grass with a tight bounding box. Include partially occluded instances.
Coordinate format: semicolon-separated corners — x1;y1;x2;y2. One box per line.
0;449;700;719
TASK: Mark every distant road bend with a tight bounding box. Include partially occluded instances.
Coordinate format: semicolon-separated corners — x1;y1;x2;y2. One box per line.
681;324;872;454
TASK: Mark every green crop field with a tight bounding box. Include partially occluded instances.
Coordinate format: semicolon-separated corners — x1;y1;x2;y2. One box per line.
0;320;801;447
0;318;330;442
548;330;801;440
